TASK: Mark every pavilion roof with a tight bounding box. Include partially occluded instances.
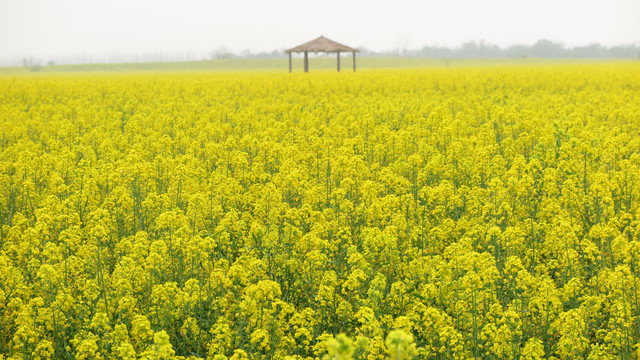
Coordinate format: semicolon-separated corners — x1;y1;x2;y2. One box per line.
285;36;359;53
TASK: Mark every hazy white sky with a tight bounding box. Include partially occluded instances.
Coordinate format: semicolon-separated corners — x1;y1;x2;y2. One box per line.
1;0;638;61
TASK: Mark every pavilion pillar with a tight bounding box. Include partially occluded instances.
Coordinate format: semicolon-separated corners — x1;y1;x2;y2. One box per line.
304;52;308;72
337;51;340;72
353;51;356;72
288;53;292;73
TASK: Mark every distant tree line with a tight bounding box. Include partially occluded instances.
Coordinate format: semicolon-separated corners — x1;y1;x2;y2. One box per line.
360;40;640;59
6;40;638;68
224;40;640;60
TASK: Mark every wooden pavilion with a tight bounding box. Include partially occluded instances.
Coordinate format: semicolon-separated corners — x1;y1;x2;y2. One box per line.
286;36;359;72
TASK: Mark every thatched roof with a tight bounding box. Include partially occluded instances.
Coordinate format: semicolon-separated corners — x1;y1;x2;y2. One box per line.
286;36;359;53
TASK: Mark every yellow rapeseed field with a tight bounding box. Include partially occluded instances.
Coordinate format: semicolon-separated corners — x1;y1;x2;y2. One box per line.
1;63;640;359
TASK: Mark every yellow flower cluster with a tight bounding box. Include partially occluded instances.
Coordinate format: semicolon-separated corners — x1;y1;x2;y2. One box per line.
1;63;640;359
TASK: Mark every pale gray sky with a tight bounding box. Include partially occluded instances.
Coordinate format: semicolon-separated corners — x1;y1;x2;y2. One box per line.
1;0;638;63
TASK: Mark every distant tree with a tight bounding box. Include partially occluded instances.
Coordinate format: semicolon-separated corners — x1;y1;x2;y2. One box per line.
529;40;566;58
211;46;233;60
503;44;531;58
419;45;453;58
22;57;42;72
457;40;502;58
571;44;607;58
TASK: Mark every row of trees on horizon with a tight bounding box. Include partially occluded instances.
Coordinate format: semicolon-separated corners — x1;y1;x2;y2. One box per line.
365;39;640;59
7;39;640;67
242;40;640;60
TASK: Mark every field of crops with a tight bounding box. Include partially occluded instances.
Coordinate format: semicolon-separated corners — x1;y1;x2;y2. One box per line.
1;63;640;359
